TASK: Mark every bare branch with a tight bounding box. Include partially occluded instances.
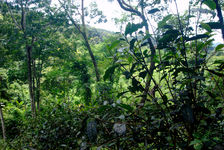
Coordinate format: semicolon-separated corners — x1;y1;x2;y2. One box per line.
6;1;22;30
58;0;83;35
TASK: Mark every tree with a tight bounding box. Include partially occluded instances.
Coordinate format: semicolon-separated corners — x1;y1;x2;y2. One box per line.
0;105;6;140
58;0;106;82
0;0;223;149
0;68;10;141
101;0;224;148
4;0;65;116
213;0;224;40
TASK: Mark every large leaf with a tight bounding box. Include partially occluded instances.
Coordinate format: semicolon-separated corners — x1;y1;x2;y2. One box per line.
190;139;203;149
118;103;133;112
103;65;119;81
158;14;172;28
157;29;179;49
107;40;120;51
200;22;212;32
130;63;137;74
139;71;147;79
117;91;129;98
206;22;224;29
206;91;216;99
206;69;224;77
125;22;144;36
123;71;131;79
172;67;195;78
130;38;137;50
196;39;214;52
203;0;216;10
215;44;224;51
148;8;160;14
98;105;112;113
186;34;209;41
131;78;144;92
162;25;173;29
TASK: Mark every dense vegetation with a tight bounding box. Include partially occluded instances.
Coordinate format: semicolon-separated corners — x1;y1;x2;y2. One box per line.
0;0;224;149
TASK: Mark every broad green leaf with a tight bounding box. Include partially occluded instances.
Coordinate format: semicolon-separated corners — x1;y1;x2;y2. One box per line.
130;38;137;50
200;23;212;32
203;0;216;10
125;22;132;36
143;34;151;41
117;91;129;98
148;8;160;14
118;103;133;112
103;65;119;81
186;15;196;19
128;56;134;63
139;71;147;79
172;67;195;78
190;139;203;150
130;63;137;73
162;25;173;29
157;29;179;49
125;22;144;36
143;49;149;57
123;71;131;79
196;39;214;52
206;69;224;77
158;14;172;28
215;44;224;51
108;40;120;50
131;78;144;92
186;34;209;41
189;139;201;145
98;105;112;113
206;22;224;29
206;91;216;98
214;60;224;64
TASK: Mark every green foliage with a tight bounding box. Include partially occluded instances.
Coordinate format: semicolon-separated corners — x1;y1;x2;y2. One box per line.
203;0;216;10
206;22;224;29
1;0;224;149
158;14;172;28
125;22;144;36
148;8;160;14
103;64;119;81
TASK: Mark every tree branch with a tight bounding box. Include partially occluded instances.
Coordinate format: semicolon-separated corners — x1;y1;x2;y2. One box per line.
213;0;224;40
6;2;22;30
117;0;156;108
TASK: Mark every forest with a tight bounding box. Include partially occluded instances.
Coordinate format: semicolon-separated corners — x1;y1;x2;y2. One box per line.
0;0;224;149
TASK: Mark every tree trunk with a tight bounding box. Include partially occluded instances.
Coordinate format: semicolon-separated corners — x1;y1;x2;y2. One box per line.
83;34;101;82
21;2;36;117
36;49;43;111
213;0;224;40
36;74;41;111
81;0;100;81
8;0;37;117
59;0;101;82
26;45;36;117
0;105;6;140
